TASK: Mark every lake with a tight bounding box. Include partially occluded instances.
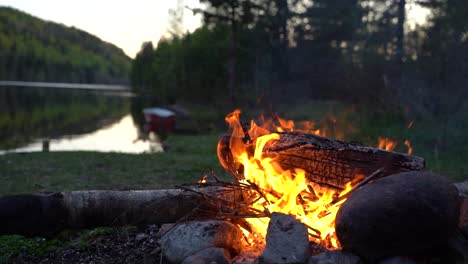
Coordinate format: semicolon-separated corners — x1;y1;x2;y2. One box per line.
0;84;164;153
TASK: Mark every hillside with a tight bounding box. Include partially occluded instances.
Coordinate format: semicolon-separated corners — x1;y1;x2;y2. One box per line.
0;6;130;84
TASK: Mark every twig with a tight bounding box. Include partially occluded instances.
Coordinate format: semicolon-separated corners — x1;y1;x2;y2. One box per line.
333;167;385;205
176;185;240;206
302;223;321;238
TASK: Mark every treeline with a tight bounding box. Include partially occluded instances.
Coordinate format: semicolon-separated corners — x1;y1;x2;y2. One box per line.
0;6;130;84
132;0;468;115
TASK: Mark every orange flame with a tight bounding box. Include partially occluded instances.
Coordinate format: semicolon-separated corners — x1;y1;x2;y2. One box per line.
219;110;415;249
220;110;353;249
377;137;398;151
404;139;413;155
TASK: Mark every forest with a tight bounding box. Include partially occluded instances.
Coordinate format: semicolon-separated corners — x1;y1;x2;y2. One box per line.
0;6;131;84
132;0;468;118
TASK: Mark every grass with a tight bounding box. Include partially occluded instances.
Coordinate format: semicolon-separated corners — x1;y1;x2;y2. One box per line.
0;134;225;195
0;235;64;263
0;227;130;263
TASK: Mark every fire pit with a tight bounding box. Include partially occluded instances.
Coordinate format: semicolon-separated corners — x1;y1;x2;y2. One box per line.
0;109;466;263
157;109;463;263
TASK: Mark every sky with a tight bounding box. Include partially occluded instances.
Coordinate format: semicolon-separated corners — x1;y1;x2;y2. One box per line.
0;0;429;58
0;0;204;58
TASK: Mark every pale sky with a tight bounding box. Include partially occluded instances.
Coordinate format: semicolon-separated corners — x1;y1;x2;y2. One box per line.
0;0;429;58
0;0;204;58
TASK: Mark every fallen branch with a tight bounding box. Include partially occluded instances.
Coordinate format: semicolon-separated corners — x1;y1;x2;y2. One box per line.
0;187;244;237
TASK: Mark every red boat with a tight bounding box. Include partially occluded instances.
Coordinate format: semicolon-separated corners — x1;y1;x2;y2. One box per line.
143;107;176;134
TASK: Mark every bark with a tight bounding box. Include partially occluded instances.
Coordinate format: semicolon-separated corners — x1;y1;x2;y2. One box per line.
0;187;240;237
218;132;425;190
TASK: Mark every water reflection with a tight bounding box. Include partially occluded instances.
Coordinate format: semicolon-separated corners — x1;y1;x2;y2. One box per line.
0;115;164;154
0;85;130;149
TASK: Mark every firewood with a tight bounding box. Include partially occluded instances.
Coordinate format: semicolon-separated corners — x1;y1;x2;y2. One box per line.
0;187;243;237
218;132;425;190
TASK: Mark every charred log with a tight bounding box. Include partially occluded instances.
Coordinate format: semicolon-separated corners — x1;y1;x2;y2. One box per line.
218;132;425;190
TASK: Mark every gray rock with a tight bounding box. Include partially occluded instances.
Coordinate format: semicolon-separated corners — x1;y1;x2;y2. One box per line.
459;197;468;238
454;181;468;197
335;171;460;261
260;212;310;264
308;250;361;264
378;256;417;264
232;252;259;264
181;247;231;264
160;220;243;263
135;233;148;242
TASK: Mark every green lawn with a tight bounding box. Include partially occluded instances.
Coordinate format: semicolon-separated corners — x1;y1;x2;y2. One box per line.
0;134;225;195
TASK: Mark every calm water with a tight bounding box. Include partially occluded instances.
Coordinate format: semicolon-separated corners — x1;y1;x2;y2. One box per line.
0;85;163;153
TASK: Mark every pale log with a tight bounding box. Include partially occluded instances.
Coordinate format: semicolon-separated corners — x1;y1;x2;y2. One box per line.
0;187;239;237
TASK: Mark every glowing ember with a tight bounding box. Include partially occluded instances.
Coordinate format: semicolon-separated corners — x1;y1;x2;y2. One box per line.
219;110;354;249
198;175;208;184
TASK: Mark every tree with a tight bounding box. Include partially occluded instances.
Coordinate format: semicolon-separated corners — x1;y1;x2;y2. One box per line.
168;0;185;37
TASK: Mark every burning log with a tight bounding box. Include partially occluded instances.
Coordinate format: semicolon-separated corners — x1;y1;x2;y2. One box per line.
218;132;425;190
0;187;245;237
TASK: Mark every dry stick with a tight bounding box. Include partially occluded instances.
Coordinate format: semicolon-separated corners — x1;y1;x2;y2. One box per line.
303;223;322;239
244;180;275;216
333;167;385;205
176;184;266;218
231;182;322;237
176;185;240;206
316;167;385;218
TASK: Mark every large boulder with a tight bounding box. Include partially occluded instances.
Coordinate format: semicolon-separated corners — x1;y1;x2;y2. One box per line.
335;171;460;261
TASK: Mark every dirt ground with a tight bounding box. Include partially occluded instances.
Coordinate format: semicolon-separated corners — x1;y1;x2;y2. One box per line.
11;225;166;264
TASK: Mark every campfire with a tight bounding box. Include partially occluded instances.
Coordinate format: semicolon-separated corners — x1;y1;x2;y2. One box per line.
0;109;465;264
217;109;356;249
165;108;458;264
